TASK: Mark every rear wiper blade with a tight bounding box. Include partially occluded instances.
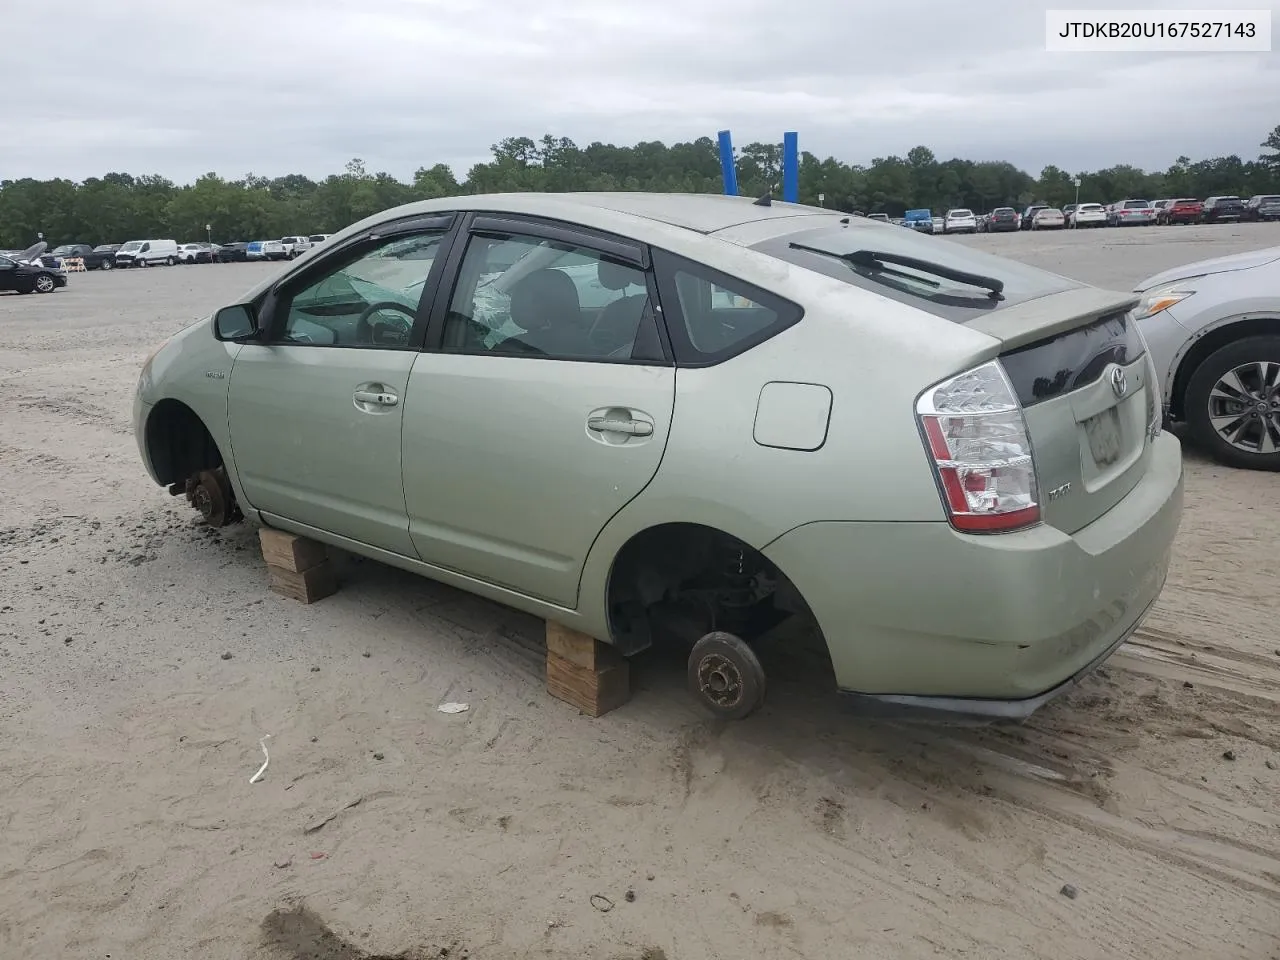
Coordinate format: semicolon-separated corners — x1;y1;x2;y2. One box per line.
790;244;1005;300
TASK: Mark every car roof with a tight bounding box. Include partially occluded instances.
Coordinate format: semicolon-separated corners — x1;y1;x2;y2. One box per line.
375;192;836;237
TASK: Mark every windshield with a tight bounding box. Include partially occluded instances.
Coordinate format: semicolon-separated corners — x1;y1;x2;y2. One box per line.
51;245;76;255
1123;200;1148;209
949;210;973;217
120;241;143;251
755;224;1079;323
1079;204;1103;211
992;208;1015;215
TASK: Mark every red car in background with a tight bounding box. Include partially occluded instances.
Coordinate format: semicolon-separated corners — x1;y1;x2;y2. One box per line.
1160;198;1202;225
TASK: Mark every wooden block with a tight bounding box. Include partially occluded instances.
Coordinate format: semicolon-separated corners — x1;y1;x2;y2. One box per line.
546;620;623;671
268;559;338;603
259;527;327;573
546;651;630;718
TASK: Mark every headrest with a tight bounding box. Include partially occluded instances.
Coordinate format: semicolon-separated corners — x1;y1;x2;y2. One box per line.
597;259;640;291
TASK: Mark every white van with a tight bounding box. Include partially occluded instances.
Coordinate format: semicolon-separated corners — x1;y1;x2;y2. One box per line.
114;239;179;268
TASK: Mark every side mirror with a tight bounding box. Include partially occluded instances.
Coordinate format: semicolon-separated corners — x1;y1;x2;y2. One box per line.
214;304;259;341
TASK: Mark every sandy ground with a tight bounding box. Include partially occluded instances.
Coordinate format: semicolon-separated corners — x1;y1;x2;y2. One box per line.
1;223;1279;960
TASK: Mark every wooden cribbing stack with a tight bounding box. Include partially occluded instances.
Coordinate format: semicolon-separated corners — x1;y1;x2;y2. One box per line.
259;528;338;604
545;621;630;717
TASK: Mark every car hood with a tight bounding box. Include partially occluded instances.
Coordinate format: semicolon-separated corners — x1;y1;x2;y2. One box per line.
1135;245;1280;290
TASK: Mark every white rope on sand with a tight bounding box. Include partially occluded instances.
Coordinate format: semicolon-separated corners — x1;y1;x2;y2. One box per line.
249;734;272;784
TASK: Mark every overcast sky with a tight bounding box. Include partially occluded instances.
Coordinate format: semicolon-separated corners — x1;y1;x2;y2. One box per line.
6;0;1278;184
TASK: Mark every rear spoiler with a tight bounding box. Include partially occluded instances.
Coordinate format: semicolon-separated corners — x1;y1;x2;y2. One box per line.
966;287;1139;352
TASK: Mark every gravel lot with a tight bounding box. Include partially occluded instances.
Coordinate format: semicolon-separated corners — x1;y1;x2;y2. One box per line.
2;223;1279;960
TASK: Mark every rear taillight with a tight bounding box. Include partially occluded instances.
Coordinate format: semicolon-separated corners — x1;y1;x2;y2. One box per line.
916;361;1040;534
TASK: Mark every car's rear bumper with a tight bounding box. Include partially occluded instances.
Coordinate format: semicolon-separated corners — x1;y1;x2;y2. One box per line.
762;432;1183;716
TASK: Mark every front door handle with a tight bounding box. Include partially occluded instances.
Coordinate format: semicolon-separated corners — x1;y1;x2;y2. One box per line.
354;389;398;407
587;416;652;437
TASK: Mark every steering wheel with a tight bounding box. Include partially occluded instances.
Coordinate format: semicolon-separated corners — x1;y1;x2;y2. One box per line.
356;300;416;345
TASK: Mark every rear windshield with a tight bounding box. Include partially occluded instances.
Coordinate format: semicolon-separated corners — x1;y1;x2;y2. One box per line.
1123;200;1148;209
753;224;1080;323
992;208;1015;214
1258;196;1280;202
1079;204;1103;211
1175;198;1199;204
949;209;973;217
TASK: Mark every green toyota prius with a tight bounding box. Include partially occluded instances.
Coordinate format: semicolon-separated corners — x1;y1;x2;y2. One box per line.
134;192;1184;720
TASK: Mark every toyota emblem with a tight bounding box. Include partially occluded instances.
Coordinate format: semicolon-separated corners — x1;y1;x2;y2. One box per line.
1110;367;1128;398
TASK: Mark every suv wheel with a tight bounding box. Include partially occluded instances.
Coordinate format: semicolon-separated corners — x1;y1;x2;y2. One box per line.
1185;335;1280;470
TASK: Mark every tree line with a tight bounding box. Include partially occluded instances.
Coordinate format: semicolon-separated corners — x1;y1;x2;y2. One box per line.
3;125;1278;249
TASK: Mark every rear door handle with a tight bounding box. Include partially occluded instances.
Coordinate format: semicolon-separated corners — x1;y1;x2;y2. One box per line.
354;389;398;406
588;417;652;437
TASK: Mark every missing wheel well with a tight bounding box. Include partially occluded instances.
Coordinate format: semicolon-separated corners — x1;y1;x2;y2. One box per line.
605;522;816;656
145;399;223;486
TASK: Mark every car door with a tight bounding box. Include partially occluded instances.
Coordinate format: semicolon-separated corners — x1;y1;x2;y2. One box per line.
0;256;17;292
403;216;675;607
226;214;457;555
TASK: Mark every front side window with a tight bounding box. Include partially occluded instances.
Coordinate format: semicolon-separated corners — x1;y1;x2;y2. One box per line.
273;230;445;347
442;232;658;361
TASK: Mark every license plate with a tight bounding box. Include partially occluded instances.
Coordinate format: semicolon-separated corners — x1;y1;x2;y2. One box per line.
1084;408;1123;466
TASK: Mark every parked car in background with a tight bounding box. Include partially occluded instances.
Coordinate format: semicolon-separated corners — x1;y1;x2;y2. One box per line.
982;207;1019;232
1108;200;1156;226
133;191;1183;721
866;213;890;223
1243;195;1280;222
1201;196;1245;223
1134;244;1280;470
1068;203;1107;227
39;243;116;270
94;243;122;262
1020;205;1047;230
903;209;934;233
1030;207;1065;230
1159;198;1203;224
246;240;288;261
217;242;250;263
308;234;333;246
0;247;67;294
115;239;180;267
178;243;216;264
930;216;945;234
1150;200;1173;221
281;236;314;258
943;208;977;234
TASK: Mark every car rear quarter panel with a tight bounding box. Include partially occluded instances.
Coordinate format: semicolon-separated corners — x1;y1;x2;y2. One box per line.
574;250;1002;637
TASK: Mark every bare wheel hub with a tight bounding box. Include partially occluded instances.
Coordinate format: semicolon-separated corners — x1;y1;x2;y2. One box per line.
696;653;744;708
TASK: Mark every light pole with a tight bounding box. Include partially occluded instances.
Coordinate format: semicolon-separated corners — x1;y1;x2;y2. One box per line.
1072;177;1081;228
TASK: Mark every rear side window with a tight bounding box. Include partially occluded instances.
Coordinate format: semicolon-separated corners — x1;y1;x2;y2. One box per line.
651;249;802;366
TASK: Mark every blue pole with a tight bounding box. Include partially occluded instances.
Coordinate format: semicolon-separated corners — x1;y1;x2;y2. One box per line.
717;130;738;196
782;132;799;203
